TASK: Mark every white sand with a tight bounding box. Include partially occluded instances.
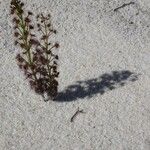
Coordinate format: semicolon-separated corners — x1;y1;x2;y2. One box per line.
0;0;150;149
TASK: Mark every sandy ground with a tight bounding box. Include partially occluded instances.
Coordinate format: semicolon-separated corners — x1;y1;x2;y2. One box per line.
0;0;150;149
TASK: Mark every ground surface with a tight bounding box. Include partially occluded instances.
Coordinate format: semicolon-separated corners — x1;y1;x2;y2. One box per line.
0;0;150;149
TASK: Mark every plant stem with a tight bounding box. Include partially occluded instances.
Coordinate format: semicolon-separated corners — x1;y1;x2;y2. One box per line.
43;19;52;79
16;10;37;80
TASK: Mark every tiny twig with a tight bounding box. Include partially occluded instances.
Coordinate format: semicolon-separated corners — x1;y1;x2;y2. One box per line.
114;2;135;12
70;107;85;122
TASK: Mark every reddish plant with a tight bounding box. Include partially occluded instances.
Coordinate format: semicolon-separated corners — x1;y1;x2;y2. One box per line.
10;0;59;100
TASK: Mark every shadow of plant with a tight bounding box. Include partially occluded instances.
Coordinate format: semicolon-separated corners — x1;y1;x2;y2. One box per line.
55;70;139;102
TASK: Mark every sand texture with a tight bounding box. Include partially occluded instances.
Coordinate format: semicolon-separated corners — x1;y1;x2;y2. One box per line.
0;0;150;149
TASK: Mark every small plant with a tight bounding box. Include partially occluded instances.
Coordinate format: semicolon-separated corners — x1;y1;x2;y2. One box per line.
10;0;59;100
